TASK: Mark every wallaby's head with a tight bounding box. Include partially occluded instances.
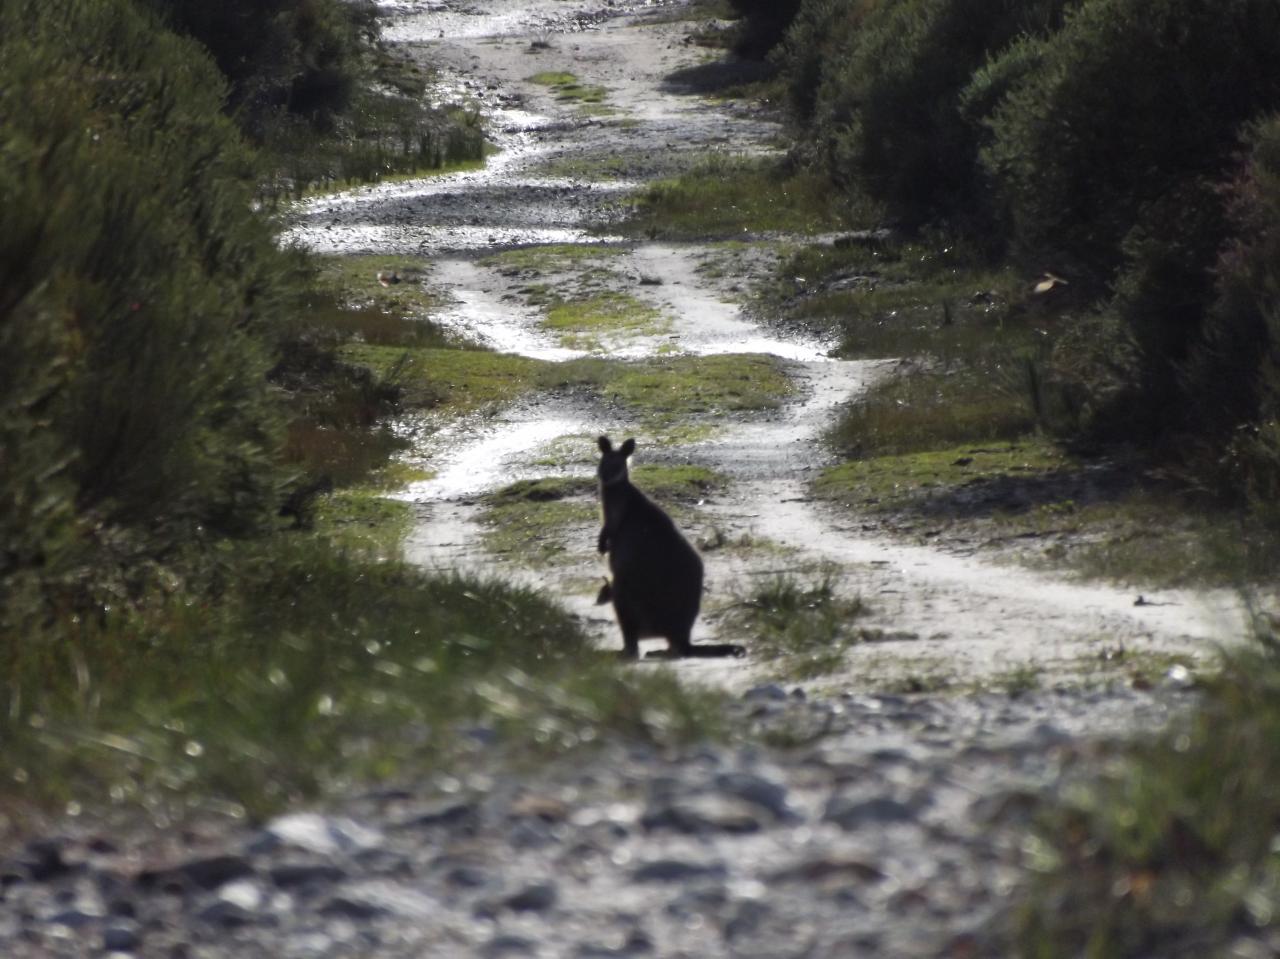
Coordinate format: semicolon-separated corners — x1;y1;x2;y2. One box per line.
597;435;636;487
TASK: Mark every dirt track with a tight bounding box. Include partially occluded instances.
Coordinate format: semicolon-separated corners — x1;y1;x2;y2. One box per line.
287;0;1243;691
1;5;1250;958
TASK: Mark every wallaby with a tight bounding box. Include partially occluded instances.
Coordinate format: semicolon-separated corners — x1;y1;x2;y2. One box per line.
595;436;744;660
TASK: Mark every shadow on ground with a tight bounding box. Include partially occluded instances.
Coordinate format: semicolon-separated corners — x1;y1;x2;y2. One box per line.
911;462;1137;520
662;58;776;95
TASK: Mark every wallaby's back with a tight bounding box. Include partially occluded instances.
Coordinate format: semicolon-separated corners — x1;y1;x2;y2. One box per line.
595;436;741;659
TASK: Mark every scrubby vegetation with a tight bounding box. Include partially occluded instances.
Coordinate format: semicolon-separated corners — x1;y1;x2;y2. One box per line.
726;0;1280;948
1009;615;1280;956
748;0;1280;539
0;0;723;833
145;0;484;197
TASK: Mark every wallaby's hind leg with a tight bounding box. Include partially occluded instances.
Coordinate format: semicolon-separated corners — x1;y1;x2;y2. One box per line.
617;618;641;660
668;627;693;659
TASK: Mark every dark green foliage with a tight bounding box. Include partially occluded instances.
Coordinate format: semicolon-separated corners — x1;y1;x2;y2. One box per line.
0;538;591;818
791;0;1075;232
0;0;290;629
143;0;484;196
143;0;377;138
728;0;805;58
983;0;1280;281
776;0;870;126
1184;116;1280;512
1014;619;1280;956
774;0;1280;506
983;0;1280;462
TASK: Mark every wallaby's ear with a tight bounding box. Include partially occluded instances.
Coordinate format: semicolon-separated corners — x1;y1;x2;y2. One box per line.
620;438;636;458
597;435;612;454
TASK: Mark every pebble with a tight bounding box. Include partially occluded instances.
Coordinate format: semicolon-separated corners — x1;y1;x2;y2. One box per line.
102;920;142;952
504;881;558;912
823;794;921;830
255;813;383;857
321;881;436;921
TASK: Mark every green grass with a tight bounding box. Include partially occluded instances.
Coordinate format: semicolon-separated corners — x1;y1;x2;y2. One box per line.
0;541;587;824
318;254;447;321
299;154;489;198
723;570;869;680
533;153;639;182
1011;622;1280;957
479;243;625;274
528;71;608;104
0;550;728;830
544;291;671;351
313;488;414;557
479;477;598;566
339;345;792;426
816;439;1069;512
826;370;1042;460
340;344;543;411
608;353;793;422
623;154;849;238
1027;494;1280;589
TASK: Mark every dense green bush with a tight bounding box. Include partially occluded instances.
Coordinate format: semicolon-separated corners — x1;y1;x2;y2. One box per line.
792;0;1076;232
143;0;377;139
980;0;1280;458
1185;116;1280;510
983;0;1280;282
728;0;805;58
143;0;484;197
0;0;292;629
776;0;870;127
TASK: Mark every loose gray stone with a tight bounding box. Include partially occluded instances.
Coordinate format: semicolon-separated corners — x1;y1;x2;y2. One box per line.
14;839;73;883
393;797;478;831
442;863;491;889
268;862;348;890
505;881;558;912
769;854;885;885
320;881;436;921
714;771;795;820
255;813;383;858
48;900;107;928
743;684;787;703
823;795;919;830
140;854;255;892
641;795;763;835
198;879;266;928
102;919;142;952
486;933;539;957
631;858;727;883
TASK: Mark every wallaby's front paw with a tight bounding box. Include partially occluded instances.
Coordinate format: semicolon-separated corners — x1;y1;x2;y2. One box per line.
597;533;609;554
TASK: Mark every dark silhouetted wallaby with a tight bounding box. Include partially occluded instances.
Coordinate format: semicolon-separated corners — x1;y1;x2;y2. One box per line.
595;436;744;660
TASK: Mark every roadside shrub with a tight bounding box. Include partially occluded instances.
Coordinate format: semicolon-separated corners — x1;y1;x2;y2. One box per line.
0;0;290;627
979;0;1280;471
143;0;377;139
1014;623;1280;956
728;0;805;58
1184;116;1280;512
983;0;1280;283
776;0;872;127
799;0;1075;233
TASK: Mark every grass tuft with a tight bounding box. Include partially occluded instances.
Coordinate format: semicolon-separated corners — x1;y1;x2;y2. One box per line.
725;570;868;679
623;154;849;238
528;71;608;104
1010;616;1280;957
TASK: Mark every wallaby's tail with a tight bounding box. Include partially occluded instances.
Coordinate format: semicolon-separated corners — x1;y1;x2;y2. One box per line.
687;643;746;659
645;643;746;660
